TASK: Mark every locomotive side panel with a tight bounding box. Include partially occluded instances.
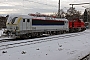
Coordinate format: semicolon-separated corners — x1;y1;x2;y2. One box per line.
18;18;65;31
19;18;32;31
15;17;33;35
31;19;68;31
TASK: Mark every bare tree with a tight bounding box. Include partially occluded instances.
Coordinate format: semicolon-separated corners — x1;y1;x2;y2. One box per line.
66;7;81;20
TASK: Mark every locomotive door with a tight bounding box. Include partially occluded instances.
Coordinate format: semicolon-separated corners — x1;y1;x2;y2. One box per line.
72;22;74;27
26;19;31;30
64;21;68;30
22;19;27;30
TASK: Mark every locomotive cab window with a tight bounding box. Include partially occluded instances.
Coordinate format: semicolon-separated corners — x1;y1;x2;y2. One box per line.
23;19;25;22
11;17;18;24
27;19;30;22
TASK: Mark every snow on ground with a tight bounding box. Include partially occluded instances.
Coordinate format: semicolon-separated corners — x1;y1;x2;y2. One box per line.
0;29;10;39
0;29;90;60
0;29;3;37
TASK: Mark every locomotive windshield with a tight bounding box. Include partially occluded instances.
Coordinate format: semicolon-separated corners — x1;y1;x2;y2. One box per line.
11;17;18;24
7;17;18;24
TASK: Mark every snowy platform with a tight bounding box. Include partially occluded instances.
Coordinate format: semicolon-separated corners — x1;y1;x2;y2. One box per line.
0;29;90;60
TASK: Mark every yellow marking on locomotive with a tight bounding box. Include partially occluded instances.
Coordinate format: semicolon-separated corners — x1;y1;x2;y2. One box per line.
17;17;22;24
16;17;22;31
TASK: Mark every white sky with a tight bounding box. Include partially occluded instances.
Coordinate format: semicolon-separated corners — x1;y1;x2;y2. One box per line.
0;0;90;15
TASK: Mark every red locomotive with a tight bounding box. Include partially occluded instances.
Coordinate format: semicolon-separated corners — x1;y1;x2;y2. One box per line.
69;18;86;32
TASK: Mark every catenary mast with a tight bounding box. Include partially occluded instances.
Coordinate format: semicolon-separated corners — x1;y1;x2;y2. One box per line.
58;0;60;18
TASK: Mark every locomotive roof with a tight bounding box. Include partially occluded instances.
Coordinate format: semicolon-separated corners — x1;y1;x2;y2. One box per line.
32;16;68;21
55;18;68;21
8;14;68;21
8;14;34;18
29;13;68;21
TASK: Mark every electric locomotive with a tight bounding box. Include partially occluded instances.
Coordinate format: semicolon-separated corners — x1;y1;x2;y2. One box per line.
4;14;69;38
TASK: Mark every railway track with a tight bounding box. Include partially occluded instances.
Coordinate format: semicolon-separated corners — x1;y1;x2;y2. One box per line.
80;54;90;60
0;31;89;51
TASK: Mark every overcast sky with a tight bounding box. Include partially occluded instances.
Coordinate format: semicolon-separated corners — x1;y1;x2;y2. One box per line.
0;0;90;15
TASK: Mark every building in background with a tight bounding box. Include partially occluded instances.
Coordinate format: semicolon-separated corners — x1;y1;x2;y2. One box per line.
86;7;90;28
0;16;7;29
